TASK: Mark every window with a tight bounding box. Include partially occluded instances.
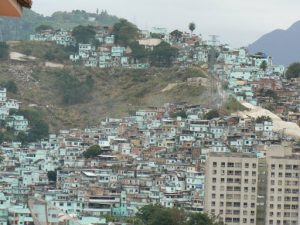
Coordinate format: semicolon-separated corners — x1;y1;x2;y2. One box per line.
271;180;275;185
271;164;275;170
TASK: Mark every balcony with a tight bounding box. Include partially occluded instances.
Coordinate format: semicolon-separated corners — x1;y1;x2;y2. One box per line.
0;0;32;17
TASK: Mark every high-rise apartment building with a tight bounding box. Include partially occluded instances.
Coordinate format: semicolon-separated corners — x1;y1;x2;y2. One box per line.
265;145;300;225
204;152;258;225
204;145;300;225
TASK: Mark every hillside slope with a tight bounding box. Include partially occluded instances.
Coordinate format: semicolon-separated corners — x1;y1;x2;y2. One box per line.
0;50;211;131
237;102;300;139
0;9;119;41
248;21;300;66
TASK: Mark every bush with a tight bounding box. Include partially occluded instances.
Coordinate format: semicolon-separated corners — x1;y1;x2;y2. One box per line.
55;71;94;105
221;97;247;114
204;109;220;120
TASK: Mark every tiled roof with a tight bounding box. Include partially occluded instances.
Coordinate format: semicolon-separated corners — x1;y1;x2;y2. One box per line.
17;0;32;8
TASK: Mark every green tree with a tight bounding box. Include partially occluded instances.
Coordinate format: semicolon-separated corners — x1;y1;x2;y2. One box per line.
130;41;149;62
0;42;9;60
55;71;94;105
136;204;164;225
47;171;57;182
113;19;140;46
83;145;102;158
1;80;18;94
72;25;96;44
150;33;163;39
35;24;53;33
137;205;186;225
137;205;222;225
0;133;4;144
16;131;28;145
260;60;268;71
149;208;174;225
259;88;278;102
16;109;49;142
27;120;49;142
256;116;272;123
286;62;300;79
170;110;187;119
170;30;183;42
189;22;196;34
204;109;220;120
150;42;178;67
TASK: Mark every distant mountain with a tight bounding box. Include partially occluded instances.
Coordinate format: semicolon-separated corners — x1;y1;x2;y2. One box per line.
0;9;119;41
248;21;300;66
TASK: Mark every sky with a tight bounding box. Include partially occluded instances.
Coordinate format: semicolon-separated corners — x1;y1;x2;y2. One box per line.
32;0;300;47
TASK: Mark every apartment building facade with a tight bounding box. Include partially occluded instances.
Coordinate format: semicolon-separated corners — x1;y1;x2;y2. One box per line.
205;146;300;225
204;152;259;225
265;146;300;225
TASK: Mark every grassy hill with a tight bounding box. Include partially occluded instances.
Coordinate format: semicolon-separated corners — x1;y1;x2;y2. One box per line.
0;42;212;131
0;9;119;41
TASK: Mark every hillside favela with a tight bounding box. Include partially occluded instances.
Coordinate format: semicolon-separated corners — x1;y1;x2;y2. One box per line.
0;1;299;225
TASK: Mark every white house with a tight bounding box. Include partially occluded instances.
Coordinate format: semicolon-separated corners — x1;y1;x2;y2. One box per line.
7;115;29;131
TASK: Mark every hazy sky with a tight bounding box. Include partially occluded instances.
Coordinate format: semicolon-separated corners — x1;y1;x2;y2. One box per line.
32;0;300;47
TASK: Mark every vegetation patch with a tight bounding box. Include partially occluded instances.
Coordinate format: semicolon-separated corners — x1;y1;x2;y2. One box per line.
221;97;248;115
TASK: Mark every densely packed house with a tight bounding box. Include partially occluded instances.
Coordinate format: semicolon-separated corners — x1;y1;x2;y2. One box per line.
0;102;299;224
